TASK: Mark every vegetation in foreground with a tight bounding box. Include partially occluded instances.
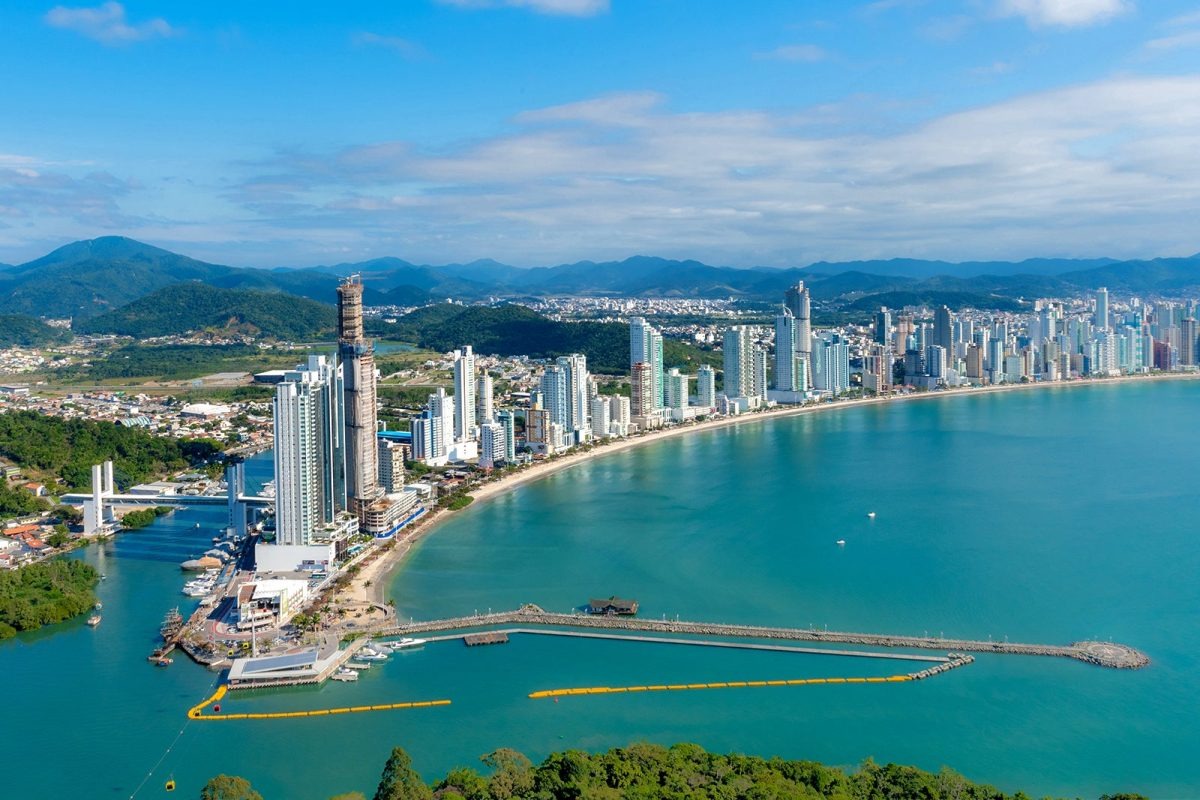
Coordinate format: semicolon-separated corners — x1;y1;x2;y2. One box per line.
51;342;300;383
0;313;73;347
200;743;1150;800
0;559;98;640
0;410;223;489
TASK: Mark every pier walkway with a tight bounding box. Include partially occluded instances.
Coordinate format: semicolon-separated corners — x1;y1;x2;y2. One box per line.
372;605;1149;669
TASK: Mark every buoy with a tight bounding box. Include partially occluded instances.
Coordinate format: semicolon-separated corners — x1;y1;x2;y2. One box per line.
212;704;221;713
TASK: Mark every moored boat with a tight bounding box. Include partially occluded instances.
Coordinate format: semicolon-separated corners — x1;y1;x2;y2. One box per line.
87;614;102;627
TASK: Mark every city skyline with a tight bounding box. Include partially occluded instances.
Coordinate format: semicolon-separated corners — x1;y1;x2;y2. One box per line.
3;1;1200;267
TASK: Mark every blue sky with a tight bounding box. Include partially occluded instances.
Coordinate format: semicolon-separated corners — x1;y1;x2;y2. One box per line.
2;0;1200;267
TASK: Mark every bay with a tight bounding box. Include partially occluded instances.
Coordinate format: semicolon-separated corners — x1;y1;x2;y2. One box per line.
1;380;1196;799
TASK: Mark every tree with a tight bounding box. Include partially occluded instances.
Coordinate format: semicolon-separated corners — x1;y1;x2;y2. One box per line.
328;794;367;800
374;747;431;800
482;749;534;800
200;774;263;800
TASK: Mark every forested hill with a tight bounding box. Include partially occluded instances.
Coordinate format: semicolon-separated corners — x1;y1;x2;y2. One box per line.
75;283;336;340
205;742;1146;800
374;303;717;375
0;314;73;347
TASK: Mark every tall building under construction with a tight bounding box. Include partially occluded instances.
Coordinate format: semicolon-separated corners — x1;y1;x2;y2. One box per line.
337;275;409;536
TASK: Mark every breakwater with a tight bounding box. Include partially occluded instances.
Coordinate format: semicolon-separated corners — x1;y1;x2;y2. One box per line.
372;605;1149;669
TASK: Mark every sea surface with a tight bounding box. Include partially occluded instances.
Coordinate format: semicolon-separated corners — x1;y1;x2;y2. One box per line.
1;380;1197;799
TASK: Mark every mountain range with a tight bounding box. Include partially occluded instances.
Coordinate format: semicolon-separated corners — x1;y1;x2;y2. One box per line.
1;237;1198;328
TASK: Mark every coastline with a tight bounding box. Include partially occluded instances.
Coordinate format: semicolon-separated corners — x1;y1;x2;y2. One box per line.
342;371;1200;609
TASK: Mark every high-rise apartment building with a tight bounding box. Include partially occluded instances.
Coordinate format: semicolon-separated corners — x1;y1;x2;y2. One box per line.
934;306;954;353
496;410;517;462
630;362;655;418
873;307;892;345
696;364;716;408
452;346;476;442
629;317;664;409
377;438;406;494
666;368;689;417
479;422;506;469
811;334;850;395
273;355;346;546
475;373;494;425
774;312;801;391
723;325;760;400
1095;287;1110;331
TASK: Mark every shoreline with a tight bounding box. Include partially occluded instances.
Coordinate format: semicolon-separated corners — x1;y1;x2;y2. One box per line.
342;371;1200;610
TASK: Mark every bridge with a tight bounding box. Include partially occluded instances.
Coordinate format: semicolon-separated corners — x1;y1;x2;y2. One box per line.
62;460;271;535
370;604;1150;670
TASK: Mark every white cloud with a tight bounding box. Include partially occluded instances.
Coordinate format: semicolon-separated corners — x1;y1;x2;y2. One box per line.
437;0;609;16
996;0;1133;28
222;75;1200;266
352;32;426;60
757;44;828;62
44;2;176;44
1145;29;1200;51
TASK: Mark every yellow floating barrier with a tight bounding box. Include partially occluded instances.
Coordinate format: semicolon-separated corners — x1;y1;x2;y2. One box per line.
527;672;938;699
186;687;452;722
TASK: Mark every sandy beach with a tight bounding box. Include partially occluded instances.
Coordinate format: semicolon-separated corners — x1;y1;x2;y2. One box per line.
339;370;1200;609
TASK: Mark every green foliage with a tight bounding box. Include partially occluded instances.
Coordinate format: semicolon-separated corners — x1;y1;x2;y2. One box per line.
206;742;1141;800
379;303;717;375
0;409;223;489
0;481;49;518
200;774;263;800
0;314;73;347
374;747;432;800
76;282;336;340
57;343;298;383
120;506;172;530
0;559;98;638
443;494;474;511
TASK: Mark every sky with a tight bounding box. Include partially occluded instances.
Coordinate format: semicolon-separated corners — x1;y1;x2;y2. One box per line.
2;0;1200;268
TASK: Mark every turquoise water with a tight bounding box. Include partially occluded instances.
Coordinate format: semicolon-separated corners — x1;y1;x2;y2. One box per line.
1;381;1198;799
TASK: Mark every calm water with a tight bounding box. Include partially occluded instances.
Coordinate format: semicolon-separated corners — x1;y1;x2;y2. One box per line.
2;381;1198;799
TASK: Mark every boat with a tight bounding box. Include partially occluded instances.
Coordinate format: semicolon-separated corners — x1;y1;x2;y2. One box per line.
155;657;173;667
100;574;107;581
160;608;184;638
355;649;388;661
836;539;846;546
330;668;358;682
389;637;428;650
87;614;102;627
194;522;201;529
867;511;877;519
94;601;103;610
345;661;372;670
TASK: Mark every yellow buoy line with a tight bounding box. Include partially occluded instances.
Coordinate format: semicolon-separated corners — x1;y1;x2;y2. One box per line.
529;675;911;699
187;685;451;721
528;654;976;699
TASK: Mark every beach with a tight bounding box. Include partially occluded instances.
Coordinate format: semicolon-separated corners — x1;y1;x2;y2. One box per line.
339;370;1200;610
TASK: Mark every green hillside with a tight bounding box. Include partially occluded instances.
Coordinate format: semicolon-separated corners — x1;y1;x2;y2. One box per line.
381;303;719;375
0;314;73;347
75;282;336;340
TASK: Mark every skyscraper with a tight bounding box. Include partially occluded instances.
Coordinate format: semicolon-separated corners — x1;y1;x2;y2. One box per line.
452;346;477;442
337;276;382;517
273;355;346;546
475;373;494;425
558;353;591;442
934;306;953;353
784;282;811;370
497;410;517;462
811;334;850;395
874;307;892;346
540;365;568;430
1095;287;1110;331
629;317;665;409
665;368;689;417
774;311;799;391
630;362;655;418
723;325;758;399
696;364;716;408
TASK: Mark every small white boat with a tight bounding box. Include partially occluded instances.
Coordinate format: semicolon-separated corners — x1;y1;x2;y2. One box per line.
87;614;102;627
346;661;372;670
356;649;388;661
331;668;358;682
390;637;428;650
836;539;846;546
867;512;876;519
